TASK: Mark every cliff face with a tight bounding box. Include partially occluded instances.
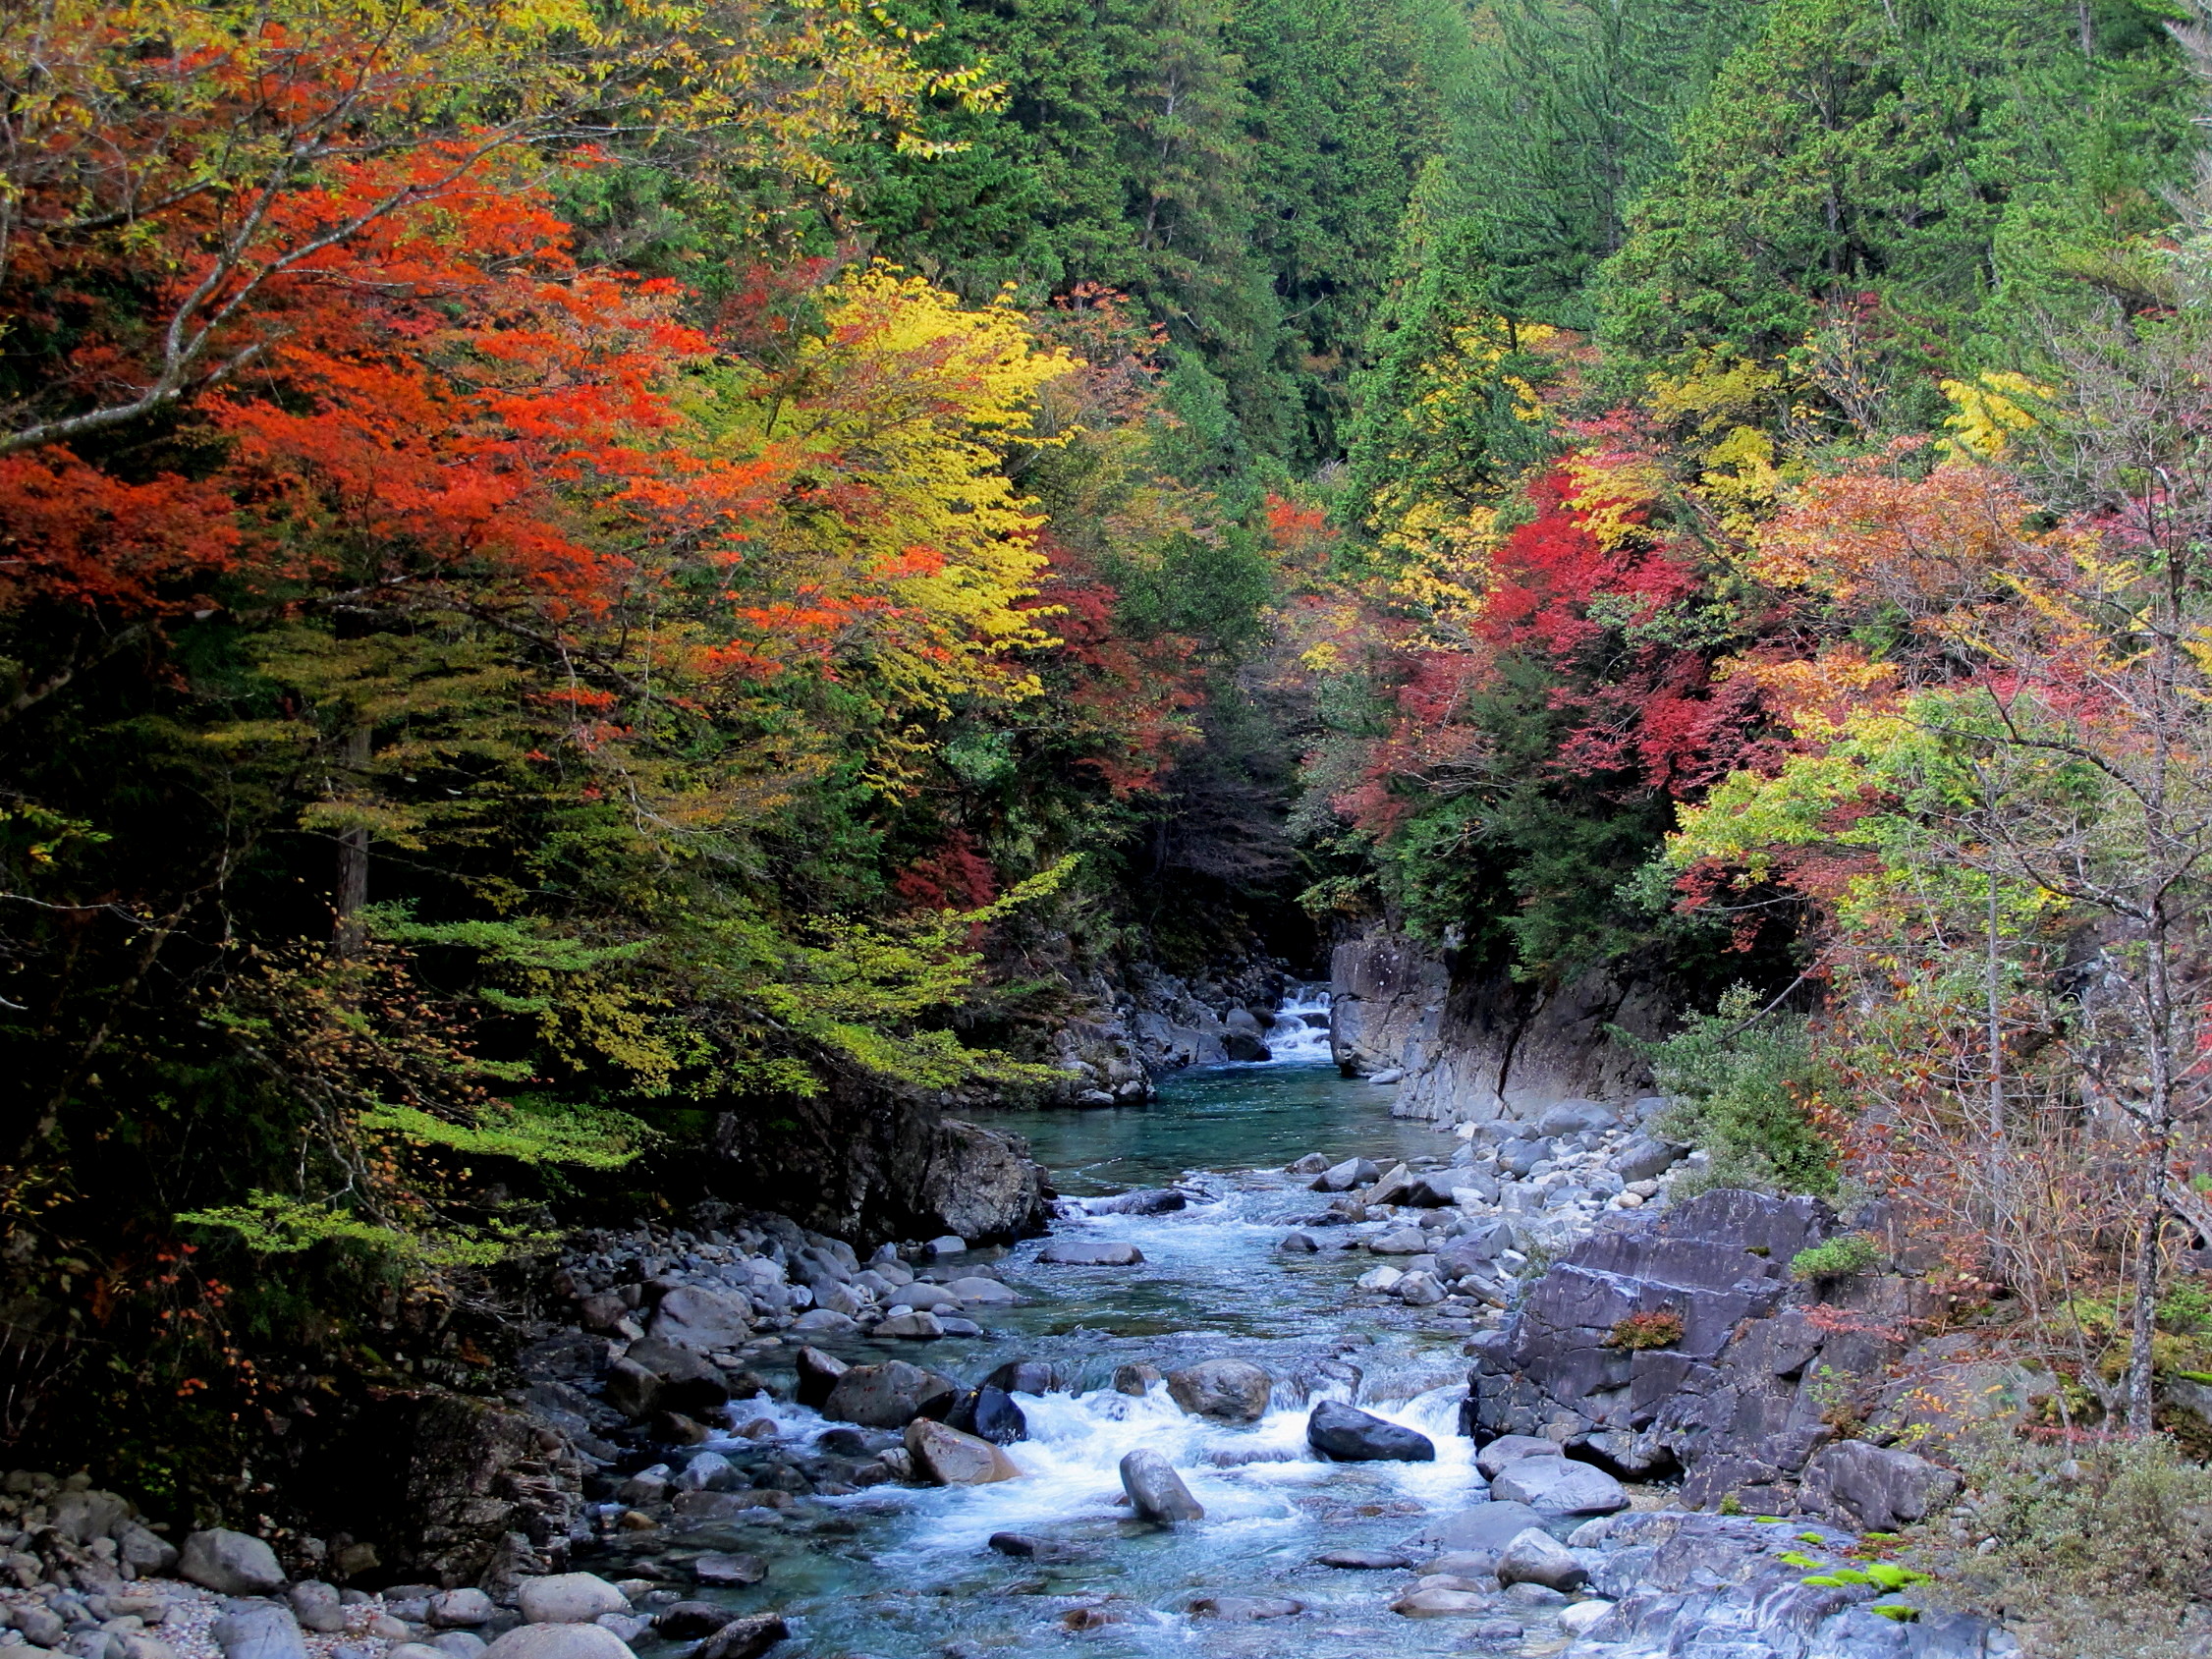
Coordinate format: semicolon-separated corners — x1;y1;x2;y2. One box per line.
1329;920;1669;1124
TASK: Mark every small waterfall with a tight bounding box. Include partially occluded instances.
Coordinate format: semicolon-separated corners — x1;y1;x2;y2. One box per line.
1255;981;1333;1066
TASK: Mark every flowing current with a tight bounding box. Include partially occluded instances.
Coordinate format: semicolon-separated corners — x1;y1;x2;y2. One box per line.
637;987;1499;1659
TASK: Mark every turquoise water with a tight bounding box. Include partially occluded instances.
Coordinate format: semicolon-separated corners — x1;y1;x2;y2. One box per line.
614;1057;1496;1659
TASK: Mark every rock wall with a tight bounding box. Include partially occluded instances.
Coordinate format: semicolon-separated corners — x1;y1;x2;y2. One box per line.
1329;920;1669;1125
1040;958;1290;1102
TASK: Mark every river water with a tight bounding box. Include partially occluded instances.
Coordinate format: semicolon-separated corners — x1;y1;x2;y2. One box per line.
644;990;1517;1659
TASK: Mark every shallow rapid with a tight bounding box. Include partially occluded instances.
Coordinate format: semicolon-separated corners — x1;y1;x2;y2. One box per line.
636;998;1507;1659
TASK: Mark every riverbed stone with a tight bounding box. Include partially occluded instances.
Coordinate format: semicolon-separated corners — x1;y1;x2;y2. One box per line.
947;1384;1027;1445
652;1606;737;1641
179;1528;285;1596
1112;1362;1161;1396
1391;1588;1491;1618
482;1626;636;1659
1558;1599;1615;1635
1306;1400;1436;1463
1119;1449;1203;1523
1187;1597;1300;1621
1279;1232;1319;1253
1357;1265;1404;1292
945;1276;1019;1304
875;1310;945;1339
906;1417;1023;1485
1475;1434;1562;1478
1798;1439;1962;1531
1609;1133;1689;1184
1490;1457;1629;1516
789;1308;857;1334
210;1607;304;1659
1395;1269;1446;1306
1287;1154;1330;1175
1165;1358;1273;1423
1410;1500;1547;1557
1314;1549;1411;1570
793;1346;847;1408
426;1591;494;1631
287;1583;344;1634
985;1358;1063;1395
822;1359;960;1427
648;1285;752;1351
1495;1527;1588;1591
1083;1189;1187;1215
1037;1240;1144;1266
1312;1158;1380;1192
691;1553;766;1587
517;1576;629;1627
1367;1227;1428;1254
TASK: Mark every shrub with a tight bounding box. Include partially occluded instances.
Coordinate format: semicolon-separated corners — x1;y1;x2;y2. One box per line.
1627;985;1838;1197
1911;1437;2212;1656
1606;1308;1686;1350
1792;1232;1882;1281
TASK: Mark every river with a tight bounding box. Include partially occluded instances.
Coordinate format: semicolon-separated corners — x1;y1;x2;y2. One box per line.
639;988;1519;1659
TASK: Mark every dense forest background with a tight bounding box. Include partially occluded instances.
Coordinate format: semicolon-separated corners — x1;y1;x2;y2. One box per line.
5;0;2211;1525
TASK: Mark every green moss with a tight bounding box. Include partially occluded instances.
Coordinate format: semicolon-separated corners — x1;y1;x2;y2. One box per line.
1870;1605;1920;1623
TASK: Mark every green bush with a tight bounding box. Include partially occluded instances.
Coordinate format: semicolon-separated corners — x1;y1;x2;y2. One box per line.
1628;985;1839;1197
1792;1233;1881;1281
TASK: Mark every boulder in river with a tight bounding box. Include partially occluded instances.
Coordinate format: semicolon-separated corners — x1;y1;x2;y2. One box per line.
1390;1588;1490;1618
1409;1501;1547;1560
875;1310;945;1339
945;1276;1019;1304
1112;1362;1161;1396
1119;1448;1203;1523
822;1359;960;1428
1278;1231;1319;1253
1367;1226;1428;1254
1083;1189;1187;1216
1535;1100;1619;1138
1402;1173;1468;1207
1311;1157;1379;1192
985;1358;1064;1395
1038;1240;1144;1265
1305;1400;1436;1462
1474;1434;1562;1478
947;1384;1028;1445
695;1615;789;1659
652;1605;739;1640
1365;1162;1416;1204
647;1285;752;1351
1395;1270;1446;1306
1496;1526;1587;1592
793;1346;847;1409
905;1418;1023;1485
517;1575;629;1626
1286;1153;1330;1175
691;1553;767;1587
210;1605;305;1659
179;1528;286;1596
920;1118;1049;1243
1314;1549;1412;1570
1489;1456;1629;1516
619;1337;732;1416
1165;1358;1273;1423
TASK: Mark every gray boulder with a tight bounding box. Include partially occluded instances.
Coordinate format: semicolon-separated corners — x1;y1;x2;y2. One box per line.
1306;1400;1435;1463
1498;1138;1555;1179
428;1590;495;1630
1082;1189;1187;1216
1119;1449;1203;1523
647;1285;752;1351
1395;1270;1446;1306
1800;1440;1962;1531
1476;1434;1564;1477
691;1552;767;1587
179;1528;285;1596
1609;1133;1689;1184
1368;1226;1428;1254
875;1310;945;1339
1037;1240;1143;1266
904;1418;1022;1485
695;1615;789;1659
945;1276;1019;1304
116;1521;178;1576
1166;1358;1273;1423
1490;1456;1629;1516
1536;1100;1619;1138
431;1637;487;1659
618;1337;730;1416
1494;1527;1588;1592
823;1359;961;1428
920;1119;1048;1242
1311;1158;1380;1192
515;1575;629;1626
480;1627;636;1659
1402;1173;1469;1207
288;1582;345;1634
793;1345;847;1409
209;1606;305;1659
984;1358;1064;1395
1408;1501;1546;1560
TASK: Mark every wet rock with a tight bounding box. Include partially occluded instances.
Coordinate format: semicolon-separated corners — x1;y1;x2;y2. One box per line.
1311;1158;1380;1193
1083;1189;1187;1216
517;1576;629;1626
1119;1449;1203;1524
793;1346;848;1409
1409;1501;1547;1560
179;1528;285;1596
1037;1240;1143;1266
1558;1599;1614;1635
947;1385;1028;1445
652;1605;738;1640
1609;1133;1689;1184
1402;1174;1468;1207
944;1276;1019;1304
921;1118;1049;1243
1367;1227;1428;1255
622;1338;733;1417
1367;1069;1404;1085
1306;1400;1436;1463
1287;1154;1330;1176
1165;1358;1273;1423
12;1606;65;1646
893;1282;961;1311
823;1359;961;1428
695;1619;792;1659
1357;1265;1404;1293
1187;1597;1300;1621
987;1533;1080;1562
1799;1440;1962;1531
984;1358;1063;1395
1391;1588;1490;1618
1495;1527;1587;1591
481;1627;635;1659
1490;1457;1629;1516
1475;1434;1562;1478
427;1591;493;1631
1498;1138;1554;1179
1112;1362;1161;1396
875;1310;945;1340
1366;1163;1416;1204
1395;1270;1446;1306
675;1451;735;1492
905;1418;1023;1485
1279;1231;1319;1253
691;1553;766;1588
647;1285;752;1351
789;1309;857;1335
1314;1549;1411;1570
210;1607;304;1659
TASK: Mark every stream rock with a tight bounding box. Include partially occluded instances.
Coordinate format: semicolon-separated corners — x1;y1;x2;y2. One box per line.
904;1418;1023;1485
1165;1358;1273;1423
646;1285;751;1350
1312;1157;1380;1192
1119;1449;1203;1523
695;1616;788;1659
482;1629;635;1659
793;1346;847;1409
516;1576;629;1625
985;1358;1064;1394
179;1528;286;1596
210;1605;305;1659
1494;1527;1587;1591
947;1385;1028;1444
1038;1240;1144;1266
1305;1400;1435;1462
1489;1456;1629;1516
1797;1440;1961;1531
1083;1189;1187;1215
823;1360;961;1428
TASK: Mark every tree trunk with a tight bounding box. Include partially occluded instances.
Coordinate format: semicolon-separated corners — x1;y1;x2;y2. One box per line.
335;724;371;958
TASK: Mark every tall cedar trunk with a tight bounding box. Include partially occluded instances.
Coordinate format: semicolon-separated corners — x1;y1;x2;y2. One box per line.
334;724;370;958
